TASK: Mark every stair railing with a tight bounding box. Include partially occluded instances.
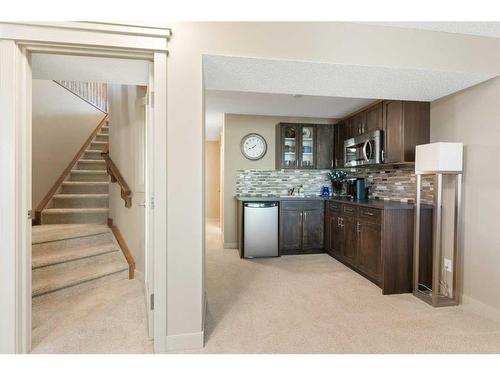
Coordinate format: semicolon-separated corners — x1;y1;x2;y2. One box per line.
34;114;109;225
101;144;133;208
54;81;108;113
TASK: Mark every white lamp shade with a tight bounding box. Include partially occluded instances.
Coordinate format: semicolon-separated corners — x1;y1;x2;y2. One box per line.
415;142;463;173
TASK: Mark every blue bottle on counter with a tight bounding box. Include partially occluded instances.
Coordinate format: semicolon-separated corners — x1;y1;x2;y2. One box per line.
321;185;330;197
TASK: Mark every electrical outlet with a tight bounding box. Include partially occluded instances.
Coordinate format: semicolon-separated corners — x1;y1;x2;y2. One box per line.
444;258;452;273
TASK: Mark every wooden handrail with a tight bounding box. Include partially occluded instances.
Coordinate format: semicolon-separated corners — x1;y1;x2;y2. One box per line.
34;114;109;225
101;144;133;208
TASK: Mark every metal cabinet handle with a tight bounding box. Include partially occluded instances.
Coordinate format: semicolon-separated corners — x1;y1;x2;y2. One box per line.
357;221;361;233
364;211;374;216
345;207;353;212
138;202;146;207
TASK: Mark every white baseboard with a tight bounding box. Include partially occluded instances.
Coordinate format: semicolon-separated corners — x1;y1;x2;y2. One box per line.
460;295;500;323
166;331;204;351
223;242;237;249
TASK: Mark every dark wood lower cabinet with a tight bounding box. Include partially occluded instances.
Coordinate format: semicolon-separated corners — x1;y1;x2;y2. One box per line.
357;220;382;282
325;201;428;294
280;200;324;254
342;215;358;264
279;210;303;252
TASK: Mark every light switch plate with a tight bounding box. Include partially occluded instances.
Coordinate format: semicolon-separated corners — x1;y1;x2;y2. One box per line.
444;258;452;273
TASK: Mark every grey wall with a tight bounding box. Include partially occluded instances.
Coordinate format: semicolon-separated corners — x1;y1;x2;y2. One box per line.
430;76;500;316
108;84;147;279
32;80;104;209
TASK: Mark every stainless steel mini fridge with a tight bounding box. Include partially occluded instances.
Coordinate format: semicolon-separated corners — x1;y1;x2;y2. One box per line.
243;202;279;258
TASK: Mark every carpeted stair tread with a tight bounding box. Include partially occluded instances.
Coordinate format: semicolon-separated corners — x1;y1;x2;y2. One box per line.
32;224;110;244
62;181;109;186
70;170;107;175
53;193;109;199
32;251;129;297
33;242;119;268
42;208;109;214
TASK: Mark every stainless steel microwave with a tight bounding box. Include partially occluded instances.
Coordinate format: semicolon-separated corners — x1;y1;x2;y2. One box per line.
344;129;383;167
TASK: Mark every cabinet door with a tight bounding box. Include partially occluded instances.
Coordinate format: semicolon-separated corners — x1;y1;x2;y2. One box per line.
350;112;366;136
279;123;300;169
365;102;383;132
279;209;302;251
299;125;316;169
316;124;334;169
343;215;358;264
328;212;343;256
302;209;324;250
334;123;345;168
357;220;382;282
383;100;403;163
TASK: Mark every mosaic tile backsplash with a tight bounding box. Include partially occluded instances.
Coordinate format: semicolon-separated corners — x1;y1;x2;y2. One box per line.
236;165;434;204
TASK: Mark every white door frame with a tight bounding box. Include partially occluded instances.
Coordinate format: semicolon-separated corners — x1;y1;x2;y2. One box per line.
0;22;170;354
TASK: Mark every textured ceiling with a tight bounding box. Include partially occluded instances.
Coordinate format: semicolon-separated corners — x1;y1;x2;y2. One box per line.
203;55;497;140
205;90;375;140
203;55;496;101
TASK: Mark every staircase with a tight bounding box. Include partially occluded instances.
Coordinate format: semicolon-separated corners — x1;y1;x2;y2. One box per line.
32;224;129;300
32;83;134;308
40;122;110;225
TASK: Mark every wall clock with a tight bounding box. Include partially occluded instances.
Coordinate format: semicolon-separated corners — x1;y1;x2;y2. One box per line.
240;133;267;160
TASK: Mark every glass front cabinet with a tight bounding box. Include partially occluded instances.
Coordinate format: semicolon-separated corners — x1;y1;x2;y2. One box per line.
276;123;318;169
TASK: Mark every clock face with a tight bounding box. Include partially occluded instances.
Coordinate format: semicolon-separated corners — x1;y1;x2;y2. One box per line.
241;133;267;160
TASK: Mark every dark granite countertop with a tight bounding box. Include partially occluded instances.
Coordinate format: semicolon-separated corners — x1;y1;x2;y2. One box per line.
235;195;430;210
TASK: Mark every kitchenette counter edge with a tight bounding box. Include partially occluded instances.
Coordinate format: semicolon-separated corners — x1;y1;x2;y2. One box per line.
235;195;430;210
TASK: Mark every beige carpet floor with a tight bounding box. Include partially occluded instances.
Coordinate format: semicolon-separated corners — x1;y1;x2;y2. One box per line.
176;221;500;353
32;277;153;353
32;221;500;353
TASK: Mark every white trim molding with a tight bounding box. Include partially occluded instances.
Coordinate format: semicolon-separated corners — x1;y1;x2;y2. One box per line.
166;331;205;352
0;21;169;354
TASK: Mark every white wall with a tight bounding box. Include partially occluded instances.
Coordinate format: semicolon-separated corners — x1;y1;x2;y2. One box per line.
163;22;500;348
108;84;147;278
32;80;104;208
431;76;500;317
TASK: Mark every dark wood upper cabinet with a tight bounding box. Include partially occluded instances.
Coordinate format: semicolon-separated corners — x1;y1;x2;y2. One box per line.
276;123;335;170
334;123;345;168
350;112;367;136
382;100;430;163
276;123;300;169
316;124;335;169
334;100;429;167
365;102;383;132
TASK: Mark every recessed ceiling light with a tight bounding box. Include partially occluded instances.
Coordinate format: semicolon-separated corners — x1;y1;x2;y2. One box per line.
292;94;304;98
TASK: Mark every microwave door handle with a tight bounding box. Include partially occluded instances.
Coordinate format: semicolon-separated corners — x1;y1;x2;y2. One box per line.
362;141;370;162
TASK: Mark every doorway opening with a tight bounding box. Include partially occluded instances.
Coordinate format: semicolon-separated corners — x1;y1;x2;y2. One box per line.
29;53;155;353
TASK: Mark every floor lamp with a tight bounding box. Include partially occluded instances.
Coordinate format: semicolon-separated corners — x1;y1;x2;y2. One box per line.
413;142;463;307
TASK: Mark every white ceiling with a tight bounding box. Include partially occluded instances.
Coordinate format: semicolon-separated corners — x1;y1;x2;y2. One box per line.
32;54;149;85
205;90;375;140
363;22;500;39
203;55;497;140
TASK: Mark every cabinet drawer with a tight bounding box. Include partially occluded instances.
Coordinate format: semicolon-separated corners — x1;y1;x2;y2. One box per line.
342;204;357;217
359;207;381;223
327;201;341;212
281;200;323;211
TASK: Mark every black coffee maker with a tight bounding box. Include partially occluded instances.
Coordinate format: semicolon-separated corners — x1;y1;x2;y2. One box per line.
346;178;366;200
